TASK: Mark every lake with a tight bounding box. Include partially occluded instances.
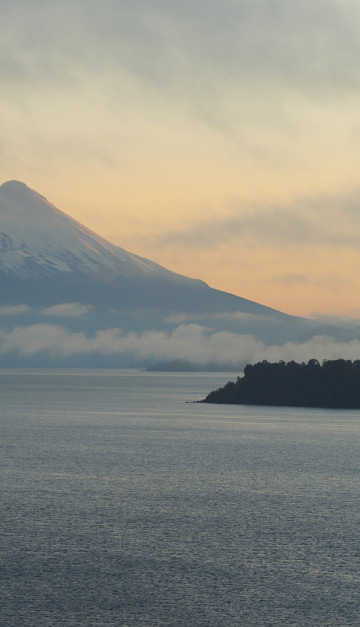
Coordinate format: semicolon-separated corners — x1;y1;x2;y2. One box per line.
1;369;360;626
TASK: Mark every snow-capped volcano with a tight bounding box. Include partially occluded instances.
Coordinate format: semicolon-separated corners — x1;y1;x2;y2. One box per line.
0;180;286;319
0;180;354;367
0;180;193;282
0;179;324;336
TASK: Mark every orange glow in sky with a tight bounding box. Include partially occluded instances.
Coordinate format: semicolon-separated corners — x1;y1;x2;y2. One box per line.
2;1;360;318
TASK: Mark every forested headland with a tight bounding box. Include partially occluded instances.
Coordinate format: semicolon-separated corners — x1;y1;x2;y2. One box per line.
202;359;360;408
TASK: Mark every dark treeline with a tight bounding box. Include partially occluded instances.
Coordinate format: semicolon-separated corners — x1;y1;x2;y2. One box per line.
202;359;360;408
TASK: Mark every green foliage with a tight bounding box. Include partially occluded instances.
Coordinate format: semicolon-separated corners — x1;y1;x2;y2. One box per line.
203;359;360;408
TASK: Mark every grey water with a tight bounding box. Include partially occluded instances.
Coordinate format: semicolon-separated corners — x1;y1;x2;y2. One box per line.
1;370;360;627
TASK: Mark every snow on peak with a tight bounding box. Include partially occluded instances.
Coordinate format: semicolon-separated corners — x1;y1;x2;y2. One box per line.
0;180;187;282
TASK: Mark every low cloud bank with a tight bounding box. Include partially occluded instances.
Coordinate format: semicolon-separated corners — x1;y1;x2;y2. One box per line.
164;311;278;325
40;303;91;317
0;303;90;318
310;313;360;329
1;323;360;366
0;305;32;315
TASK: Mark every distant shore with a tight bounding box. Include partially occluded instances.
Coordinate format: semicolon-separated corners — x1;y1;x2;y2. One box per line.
146;359;245;372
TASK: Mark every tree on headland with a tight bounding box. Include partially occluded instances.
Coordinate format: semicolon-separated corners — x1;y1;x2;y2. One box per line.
202;359;360;408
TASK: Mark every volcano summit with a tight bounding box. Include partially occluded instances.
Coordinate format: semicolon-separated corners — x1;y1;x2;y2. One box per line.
0;181;347;367
0;180;288;317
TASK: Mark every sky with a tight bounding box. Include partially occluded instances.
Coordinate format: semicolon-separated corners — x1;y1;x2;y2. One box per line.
2;0;360;318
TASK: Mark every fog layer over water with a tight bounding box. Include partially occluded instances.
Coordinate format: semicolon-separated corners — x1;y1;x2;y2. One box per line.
1;370;360;626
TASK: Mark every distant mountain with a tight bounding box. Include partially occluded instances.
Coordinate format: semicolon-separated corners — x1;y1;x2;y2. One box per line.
0;180;288;317
0;180;203;282
0;180;354;367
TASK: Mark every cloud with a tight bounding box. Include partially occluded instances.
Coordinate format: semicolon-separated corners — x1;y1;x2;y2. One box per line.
3;0;360;192
40;303;91;317
310;313;360;329
155;189;360;251
1;322;360;366
0;305;32;315
276;274;308;285
156;206;310;250
164;311;279;325
3;0;360;99
0;304;90;318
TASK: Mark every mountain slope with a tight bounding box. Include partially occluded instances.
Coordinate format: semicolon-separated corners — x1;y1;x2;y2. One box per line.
0;180;288;319
0;180;199;281
1;179;350;368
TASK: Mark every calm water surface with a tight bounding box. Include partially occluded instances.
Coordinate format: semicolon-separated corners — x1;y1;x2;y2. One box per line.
1;370;360;626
